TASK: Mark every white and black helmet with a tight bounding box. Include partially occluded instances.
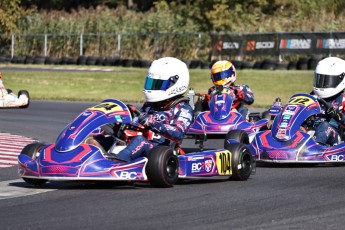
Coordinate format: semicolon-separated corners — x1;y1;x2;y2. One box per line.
143;57;190;102
313;57;345;98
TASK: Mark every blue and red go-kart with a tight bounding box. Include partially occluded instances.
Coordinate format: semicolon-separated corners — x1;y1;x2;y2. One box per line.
186;85;268;150
229;93;345;164
18;98;255;188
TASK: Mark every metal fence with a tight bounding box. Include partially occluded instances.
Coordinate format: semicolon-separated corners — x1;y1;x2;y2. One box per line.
1;31;345;69
1;32;210;61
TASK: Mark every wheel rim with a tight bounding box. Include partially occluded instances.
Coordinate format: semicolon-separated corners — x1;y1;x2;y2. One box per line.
241;153;252;174
166;156;178;178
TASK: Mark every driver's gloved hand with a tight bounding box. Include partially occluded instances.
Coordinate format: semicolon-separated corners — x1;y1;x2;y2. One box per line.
139;114;154;127
236;89;245;100
137;112;147;123
326;107;342;122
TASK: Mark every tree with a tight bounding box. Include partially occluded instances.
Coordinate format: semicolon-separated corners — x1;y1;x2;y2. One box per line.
0;0;24;34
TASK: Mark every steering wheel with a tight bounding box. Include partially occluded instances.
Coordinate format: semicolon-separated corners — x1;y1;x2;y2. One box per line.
126;104;142;118
316;96;331;110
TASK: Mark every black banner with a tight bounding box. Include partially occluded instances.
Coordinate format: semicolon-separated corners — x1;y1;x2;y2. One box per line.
211;32;345;58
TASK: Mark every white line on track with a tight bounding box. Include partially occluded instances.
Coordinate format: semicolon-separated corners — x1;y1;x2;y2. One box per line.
0;179;54;200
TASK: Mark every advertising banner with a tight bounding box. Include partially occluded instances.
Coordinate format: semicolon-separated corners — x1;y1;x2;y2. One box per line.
211;32;345;59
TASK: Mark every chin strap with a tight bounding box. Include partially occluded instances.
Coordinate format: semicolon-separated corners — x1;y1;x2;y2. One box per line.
153;96;190;111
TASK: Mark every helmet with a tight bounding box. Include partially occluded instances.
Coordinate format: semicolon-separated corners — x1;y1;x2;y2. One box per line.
211;60;236;86
143;57;189;102
313;57;345;98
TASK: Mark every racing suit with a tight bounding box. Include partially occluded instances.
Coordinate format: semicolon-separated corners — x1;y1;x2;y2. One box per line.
313;92;345;146
116;97;194;161
201;83;254;120
0;78;7;98
0;78;9;106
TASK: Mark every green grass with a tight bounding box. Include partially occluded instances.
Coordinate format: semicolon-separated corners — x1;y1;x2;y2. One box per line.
2;65;314;108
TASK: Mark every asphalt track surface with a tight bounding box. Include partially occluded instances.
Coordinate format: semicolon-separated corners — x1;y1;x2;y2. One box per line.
1;101;345;230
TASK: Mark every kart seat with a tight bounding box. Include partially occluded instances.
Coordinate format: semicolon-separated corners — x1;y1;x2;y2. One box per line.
84;136;107;153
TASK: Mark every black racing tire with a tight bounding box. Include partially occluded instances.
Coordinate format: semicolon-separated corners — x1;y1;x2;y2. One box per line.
224;130;249;149
225;143;254;181
296;58;308;70
241;61;255;69
20;143;47;186
77;55;87;65
287;61;297;70
18;90;30;108
146;146;179;188
33;56;46;65
261;59;277;70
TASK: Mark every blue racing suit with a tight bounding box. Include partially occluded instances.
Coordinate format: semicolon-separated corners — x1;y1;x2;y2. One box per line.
116;97;194;161
314;92;345;146
202;83;254;120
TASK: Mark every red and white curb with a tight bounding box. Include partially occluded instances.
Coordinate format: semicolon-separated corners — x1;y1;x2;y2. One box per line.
0;133;36;168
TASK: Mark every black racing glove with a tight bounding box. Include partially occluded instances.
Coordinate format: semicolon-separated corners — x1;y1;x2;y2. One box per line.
326;107;342;122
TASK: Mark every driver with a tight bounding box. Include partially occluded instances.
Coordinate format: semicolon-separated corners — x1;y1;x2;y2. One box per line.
113;57;194;161
312;57;345;146
0;72;9;100
200;60;254;120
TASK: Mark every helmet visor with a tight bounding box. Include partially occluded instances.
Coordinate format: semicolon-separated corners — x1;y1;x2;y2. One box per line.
144;74;179;90
314;73;344;88
211;68;235;83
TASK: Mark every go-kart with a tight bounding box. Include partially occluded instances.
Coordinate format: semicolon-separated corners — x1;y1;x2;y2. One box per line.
0;89;30;108
18;98;255;188
242;93;345;164
186;86;268;150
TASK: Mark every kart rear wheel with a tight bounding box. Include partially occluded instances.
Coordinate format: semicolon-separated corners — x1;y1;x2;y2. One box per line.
224;130;249;149
146;146;179;188
20;143;47;186
18;90;30;108
226;143;253;181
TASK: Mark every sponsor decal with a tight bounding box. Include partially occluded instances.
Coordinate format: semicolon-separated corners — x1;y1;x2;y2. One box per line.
283;114;291;119
280;39;311;49
222;42;240;49
190;159;214;173
280;122;288;128
246;41;256;51
82;111;92;116
191;162;204;173
153;113;166;122
168;86;187;96
283;105;297;115
246;40;275;51
317;39;345;49
276;129;287;139
205;160;213;172
115;115;122;122
188;156;205;161
216;150;232;175
288;96;314;106
286;105;297;111
115;171;143;180
90;102;121;113
328;155;345;161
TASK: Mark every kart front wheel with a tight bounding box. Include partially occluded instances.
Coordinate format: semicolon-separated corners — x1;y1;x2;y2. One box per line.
146;146;179;188
20;143;47;186
226;143;254;181
18;90;30;108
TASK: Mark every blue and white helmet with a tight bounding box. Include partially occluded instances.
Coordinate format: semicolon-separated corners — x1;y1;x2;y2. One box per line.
144;57;190;102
